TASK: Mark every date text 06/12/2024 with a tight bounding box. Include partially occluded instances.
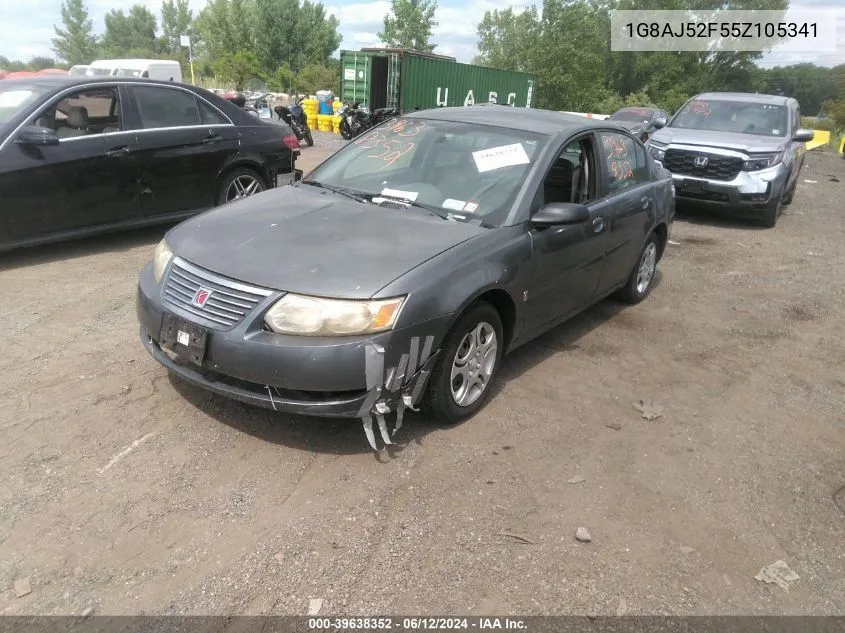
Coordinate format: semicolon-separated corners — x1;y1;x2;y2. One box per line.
308;618;528;630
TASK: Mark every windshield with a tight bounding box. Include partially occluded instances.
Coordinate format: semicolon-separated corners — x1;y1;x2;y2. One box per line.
610;108;653;124
0;84;51;125
303;117;547;227
86;67;112;76
115;68;142;77
671;99;788;137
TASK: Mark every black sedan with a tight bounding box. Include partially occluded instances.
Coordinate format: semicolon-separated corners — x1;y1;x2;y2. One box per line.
608;106;671;142
137;105;675;450
0;76;299;252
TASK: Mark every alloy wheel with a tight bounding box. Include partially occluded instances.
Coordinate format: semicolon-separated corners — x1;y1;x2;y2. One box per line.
636;242;657;295
450;321;498;407
226;175;263;202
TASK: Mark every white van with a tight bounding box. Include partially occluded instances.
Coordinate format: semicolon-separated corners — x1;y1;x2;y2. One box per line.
85;59;183;82
68;64;89;76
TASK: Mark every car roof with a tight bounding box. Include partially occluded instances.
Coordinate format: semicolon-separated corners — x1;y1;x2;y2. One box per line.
694;92;791;106
404;105;621;136
0;76;187;89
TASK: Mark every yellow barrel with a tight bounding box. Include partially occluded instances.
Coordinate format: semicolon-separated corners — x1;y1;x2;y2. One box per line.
317;114;333;132
332;115;342;135
306;113;319;130
332;99;342;114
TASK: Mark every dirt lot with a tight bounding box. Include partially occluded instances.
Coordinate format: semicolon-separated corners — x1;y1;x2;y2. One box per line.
1;135;843;616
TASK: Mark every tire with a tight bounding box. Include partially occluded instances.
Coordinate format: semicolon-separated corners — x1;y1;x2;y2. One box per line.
422;301;504;426
761;196;782;228
217;167;266;205
304;127;314;147
617;232;660;304
340;120;353;140
782;180;796;205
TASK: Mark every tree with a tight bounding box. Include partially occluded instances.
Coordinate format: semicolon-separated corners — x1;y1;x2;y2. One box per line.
252;0;341;75
100;5;158;58
28;57;61;71
295;62;339;94
214;50;260;90
378;0;438;53
475;7;539;72
51;0;98;66
160;0;193;54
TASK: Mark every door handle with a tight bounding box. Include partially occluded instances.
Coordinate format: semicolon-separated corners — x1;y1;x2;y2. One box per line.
641;196;652;210
592;217;604;233
105;146;131;157
203;130;220;143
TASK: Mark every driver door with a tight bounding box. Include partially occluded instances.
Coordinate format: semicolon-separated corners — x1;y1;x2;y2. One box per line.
524;133;611;334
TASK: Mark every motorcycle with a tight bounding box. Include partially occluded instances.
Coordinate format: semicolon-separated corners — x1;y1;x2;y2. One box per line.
274;96;314;147
337;102;399;139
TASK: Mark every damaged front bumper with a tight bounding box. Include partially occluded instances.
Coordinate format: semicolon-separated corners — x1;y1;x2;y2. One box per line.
659;162;788;216
137;261;451;446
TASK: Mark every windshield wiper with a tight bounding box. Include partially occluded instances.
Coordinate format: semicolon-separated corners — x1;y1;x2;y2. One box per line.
300;180;368;204
369;194;451;220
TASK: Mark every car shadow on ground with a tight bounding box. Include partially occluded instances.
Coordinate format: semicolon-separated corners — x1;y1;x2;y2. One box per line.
674;204;770;231
169;273;662;459
0;224;173;273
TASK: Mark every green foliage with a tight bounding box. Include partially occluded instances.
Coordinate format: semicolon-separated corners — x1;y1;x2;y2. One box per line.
51;0;98;66
825;101;845;128
250;0;342;76
264;64;296;93
100;5;159;58
295;62;339;94
378;0;438;53
214;50;260;90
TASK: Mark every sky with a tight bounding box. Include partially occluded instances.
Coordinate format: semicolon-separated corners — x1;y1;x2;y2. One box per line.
0;0;842;69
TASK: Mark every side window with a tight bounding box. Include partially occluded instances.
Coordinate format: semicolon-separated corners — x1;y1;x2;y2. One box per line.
32;87;121;138
132;86;201;129
792;107;800;134
542;136;597;205
197;99;230;125
598;132;648;194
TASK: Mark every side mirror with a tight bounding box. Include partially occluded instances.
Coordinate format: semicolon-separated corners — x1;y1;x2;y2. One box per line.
793;128;814;143
653;116;668;129
17;125;59;146
532;202;590;228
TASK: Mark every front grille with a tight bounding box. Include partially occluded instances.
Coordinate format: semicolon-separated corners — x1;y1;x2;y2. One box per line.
163;258;273;330
664;149;743;181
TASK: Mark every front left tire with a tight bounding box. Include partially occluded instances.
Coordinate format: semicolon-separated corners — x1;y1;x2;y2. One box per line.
423;301;504;426
617;232;660;304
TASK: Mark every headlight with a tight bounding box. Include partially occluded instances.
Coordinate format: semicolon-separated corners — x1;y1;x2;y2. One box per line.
264;293;406;336
646;142;666;161
742;152;783;171
153;239;173;283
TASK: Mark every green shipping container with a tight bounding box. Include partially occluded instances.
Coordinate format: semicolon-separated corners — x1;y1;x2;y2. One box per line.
339;48;536;114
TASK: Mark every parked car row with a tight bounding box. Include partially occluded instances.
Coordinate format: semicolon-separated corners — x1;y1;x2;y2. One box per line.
0;75;301;251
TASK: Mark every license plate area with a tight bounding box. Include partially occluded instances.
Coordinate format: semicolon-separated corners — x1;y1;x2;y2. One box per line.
160;313;208;365
680;179;705;194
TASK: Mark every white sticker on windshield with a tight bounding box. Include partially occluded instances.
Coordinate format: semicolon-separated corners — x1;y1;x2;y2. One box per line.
772;129;779;135
472;143;530;173
0;90;33;107
463;201;479;213
381;187;418;201
442;198;466;211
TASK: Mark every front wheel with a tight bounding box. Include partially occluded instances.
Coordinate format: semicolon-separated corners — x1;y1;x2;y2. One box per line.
423;302;503;426
340;119;353;140
304;127;314;146
617;233;659;304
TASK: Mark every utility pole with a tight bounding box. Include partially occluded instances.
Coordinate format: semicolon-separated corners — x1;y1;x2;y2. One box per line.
180;34;195;84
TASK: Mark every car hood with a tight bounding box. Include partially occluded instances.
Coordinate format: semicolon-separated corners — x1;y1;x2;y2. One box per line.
649;127;787;153
165;185;486;299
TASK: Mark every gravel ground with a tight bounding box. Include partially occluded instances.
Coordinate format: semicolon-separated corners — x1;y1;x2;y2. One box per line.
0;136;843;616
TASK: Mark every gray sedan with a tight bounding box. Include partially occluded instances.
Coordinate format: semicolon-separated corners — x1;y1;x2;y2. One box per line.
137;105;675;450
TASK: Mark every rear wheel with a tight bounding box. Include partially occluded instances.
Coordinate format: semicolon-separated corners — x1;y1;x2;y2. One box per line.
217;167;266;205
617;233;659;304
340;119;353;140
423;302;503;426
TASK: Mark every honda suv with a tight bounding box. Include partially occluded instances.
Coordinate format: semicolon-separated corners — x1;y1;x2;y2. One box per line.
645;92;814;227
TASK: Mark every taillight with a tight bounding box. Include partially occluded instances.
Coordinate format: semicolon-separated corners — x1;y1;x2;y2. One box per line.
283;134;300;150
